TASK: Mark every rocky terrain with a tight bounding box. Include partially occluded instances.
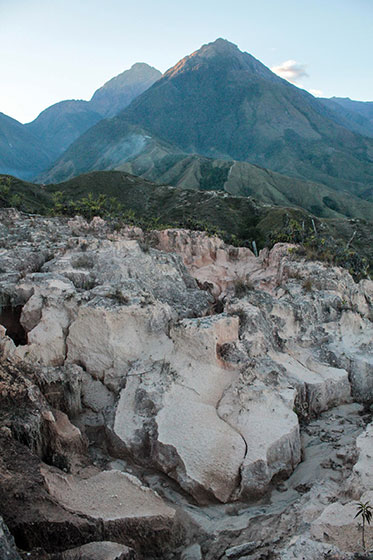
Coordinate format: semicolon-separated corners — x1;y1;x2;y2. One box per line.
0;208;372;559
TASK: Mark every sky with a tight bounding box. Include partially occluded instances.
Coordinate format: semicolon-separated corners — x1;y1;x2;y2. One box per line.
1;0;372;123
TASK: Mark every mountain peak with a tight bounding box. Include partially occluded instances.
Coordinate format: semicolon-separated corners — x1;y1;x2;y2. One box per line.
130;62;160;73
89;63;161;117
164;38;277;82
201;38;239;54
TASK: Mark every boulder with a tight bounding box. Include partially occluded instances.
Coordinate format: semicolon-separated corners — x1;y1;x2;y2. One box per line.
43;468;184;556
311;491;373;553
59;541;137;560
113;315;247;503
218;381;300;497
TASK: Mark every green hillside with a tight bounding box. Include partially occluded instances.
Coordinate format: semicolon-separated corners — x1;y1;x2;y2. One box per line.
2;171;370;279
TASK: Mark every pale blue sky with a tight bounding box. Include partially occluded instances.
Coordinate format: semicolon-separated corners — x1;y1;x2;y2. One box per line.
1;0;372;123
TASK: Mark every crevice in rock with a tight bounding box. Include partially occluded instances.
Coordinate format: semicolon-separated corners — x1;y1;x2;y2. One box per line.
215;383;249;500
0;305;27;345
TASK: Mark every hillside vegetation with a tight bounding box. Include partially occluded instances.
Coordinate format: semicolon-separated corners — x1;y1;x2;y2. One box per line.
1;170;372;280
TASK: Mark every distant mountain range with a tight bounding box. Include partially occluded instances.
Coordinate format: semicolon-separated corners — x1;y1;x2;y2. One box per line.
0;63;161;179
89;62;161;117
0;112;51;180
25;101;103;162
320;97;373;139
1;38;373;220
41;39;373;203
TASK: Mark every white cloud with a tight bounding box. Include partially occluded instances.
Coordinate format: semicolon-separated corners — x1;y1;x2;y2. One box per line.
270;60;323;98
309;88;324;97
271;59;309;85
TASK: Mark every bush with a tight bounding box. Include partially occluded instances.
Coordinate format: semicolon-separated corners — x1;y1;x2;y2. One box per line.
71;255;94;269
270;214;369;282
233;278;254;298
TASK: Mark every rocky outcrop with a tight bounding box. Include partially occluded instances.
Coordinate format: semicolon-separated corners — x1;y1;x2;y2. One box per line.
351;423;373;492
0;517;21;560
113;314;247;503
56;541;137;560
311;490;373;553
43;468;183;556
0;209;372;559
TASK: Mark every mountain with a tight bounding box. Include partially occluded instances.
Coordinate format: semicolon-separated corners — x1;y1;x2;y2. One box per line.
89;62;162;117
25;63;162;166
26;100;102;160
320;97;373;138
0;63;162;180
329;97;373;123
42;39;373;200
0;112;52;180
118;147;373;222
37;120;373;222
121;39;373;197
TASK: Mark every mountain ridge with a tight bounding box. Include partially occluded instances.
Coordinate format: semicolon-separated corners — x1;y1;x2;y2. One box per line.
89;62;161;117
43;39;373;200
1;62;162;179
0;112;52;180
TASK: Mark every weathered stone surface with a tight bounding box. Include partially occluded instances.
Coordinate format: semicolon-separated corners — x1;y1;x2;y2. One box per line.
0;324;16;357
0;433;99;554
181;543;203;560
60;541;137;560
218;382;301;498
156;229;258;297
43;468;176;520
311;491;373;553
350;423;373;492
279;536;345;560
43;469;184;555
43;409;87;456
114;315;246;503
224;541;257;558
324;310;373;405
1;210;373;559
0;517;21;560
270;348;351;417
67;303;173;387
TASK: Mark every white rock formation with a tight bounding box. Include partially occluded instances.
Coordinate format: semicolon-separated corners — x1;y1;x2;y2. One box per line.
349;422;373;493
43;468;177;520
311;491;373;553
42;468;182;555
60;541;136;560
114;314;247;503
1;210;372;523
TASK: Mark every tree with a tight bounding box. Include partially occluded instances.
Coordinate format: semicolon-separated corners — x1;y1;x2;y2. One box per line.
355;500;372;551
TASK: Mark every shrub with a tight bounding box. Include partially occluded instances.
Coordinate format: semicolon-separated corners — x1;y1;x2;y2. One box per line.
302;278;313;292
71;255;94;269
233;277;254;298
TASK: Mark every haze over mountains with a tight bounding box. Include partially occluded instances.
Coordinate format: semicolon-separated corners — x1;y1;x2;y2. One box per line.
320;97;373;139
25;101;103;162
0;63;161;179
1;38;373;218
0;112;52;179
89;62;161;117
